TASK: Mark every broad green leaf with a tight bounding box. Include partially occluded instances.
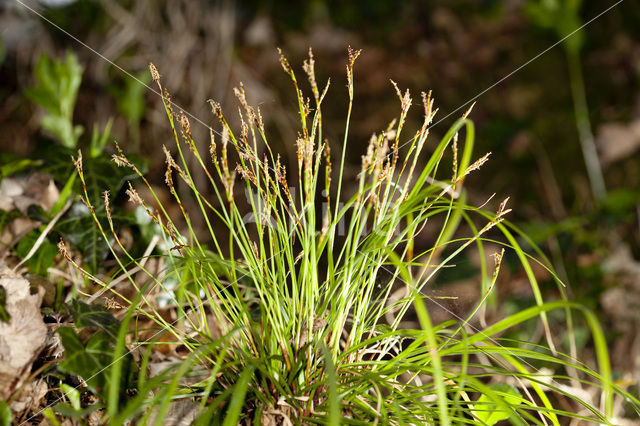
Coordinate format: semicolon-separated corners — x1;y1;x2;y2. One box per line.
60;383;82;410
474;383;524;425
57;328;117;398
42;409;61;426
54;402;101;419
57;327;84;355
67;300;121;339
57;327;116;399
62;300;138;408
24;86;59;116
40;114;83;150
55;202;111;273
25;52;84;149
56;52;83;118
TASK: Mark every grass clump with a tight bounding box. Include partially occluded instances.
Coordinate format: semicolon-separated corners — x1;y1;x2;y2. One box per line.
62;48;638;424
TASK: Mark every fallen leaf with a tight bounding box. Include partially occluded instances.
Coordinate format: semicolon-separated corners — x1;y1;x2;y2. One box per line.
596;119;640;166
148;398;199;426
0;173;59;215
0;217;40;250
9;379;47;415
0;178;22;211
0;266;47;398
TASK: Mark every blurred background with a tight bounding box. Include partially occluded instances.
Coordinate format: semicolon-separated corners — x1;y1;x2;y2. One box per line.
2;0;640;396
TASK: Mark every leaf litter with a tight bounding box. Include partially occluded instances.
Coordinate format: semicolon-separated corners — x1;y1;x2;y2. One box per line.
0;264;47;399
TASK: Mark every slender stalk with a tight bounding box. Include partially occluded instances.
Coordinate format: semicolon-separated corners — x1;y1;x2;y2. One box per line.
566;46;607;203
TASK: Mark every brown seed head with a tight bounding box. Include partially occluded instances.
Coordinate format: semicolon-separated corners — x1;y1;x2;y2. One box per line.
179;111;191;137
103;190;112;225
347;46;361;68
125;184;144;207
72;150;83;176
208;100;223;118
209;129;217;161
149;63;160;82
278;48;292;74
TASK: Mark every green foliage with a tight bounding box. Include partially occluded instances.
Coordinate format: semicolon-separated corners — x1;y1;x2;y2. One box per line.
42;409;61;426
53;383;101;420
56;202;112;273
526;0;585;54
50;170;77;218
133;205;163;247
0;209;22;234
24;52;84;149
59;383;82;411
54;152;145;272
0;286;9;323
110;72;149;124
108;71;150;148
56;302;136;405
89;118;113;158
57;327;116;398
222;365;256;426
67;300;121;338
54;401;100;420
10;51;149;276
0;153;42;178
0;401;11;426
474;383;525;425
600;188;640;221
65;50;638;424
15;231;58;276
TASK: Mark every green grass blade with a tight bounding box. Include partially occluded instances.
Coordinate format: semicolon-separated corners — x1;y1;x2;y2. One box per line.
414;296;449;426
222;365;256;426
321;345;342;425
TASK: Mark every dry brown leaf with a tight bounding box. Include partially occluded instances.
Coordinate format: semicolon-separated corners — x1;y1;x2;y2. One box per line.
596;119;640;166
600;244;640;382
0;178;21;211
148;398;199;425
0;172;60;256
0;266;47;397
0;217;40;249
0;173;59;215
9;379;47;414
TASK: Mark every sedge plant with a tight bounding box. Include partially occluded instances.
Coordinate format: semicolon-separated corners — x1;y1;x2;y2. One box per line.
60;48;638;424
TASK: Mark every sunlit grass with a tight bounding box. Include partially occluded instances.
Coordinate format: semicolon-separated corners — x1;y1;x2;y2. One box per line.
64;48;639;424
